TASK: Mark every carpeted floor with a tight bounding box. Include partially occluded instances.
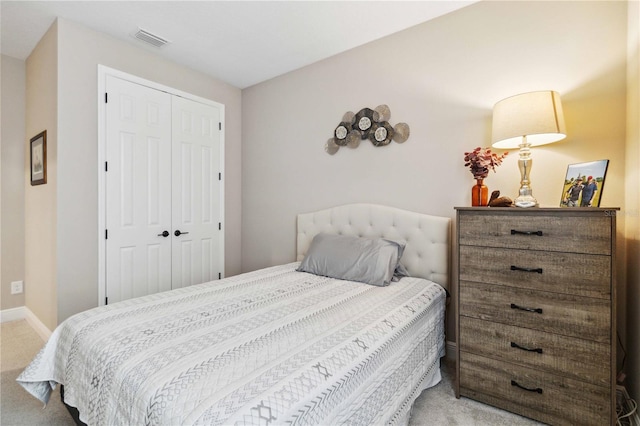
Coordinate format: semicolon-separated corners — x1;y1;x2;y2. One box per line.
1;368;75;426
408;363;542;425
1;320;74;425
1;320;541;425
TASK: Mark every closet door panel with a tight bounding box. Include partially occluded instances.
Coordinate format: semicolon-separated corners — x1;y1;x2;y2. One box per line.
105;76;172;303
171;96;222;288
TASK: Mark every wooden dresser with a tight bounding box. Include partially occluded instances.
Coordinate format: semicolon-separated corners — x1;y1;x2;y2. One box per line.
455;207;617;426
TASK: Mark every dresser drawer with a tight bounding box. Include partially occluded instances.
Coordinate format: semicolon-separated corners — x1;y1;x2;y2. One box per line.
460;281;610;342
459;317;610;387
459;352;611;426
458;213;612;255
459;246;611;299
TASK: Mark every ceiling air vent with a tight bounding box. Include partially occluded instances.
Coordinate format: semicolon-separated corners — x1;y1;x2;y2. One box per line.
133;28;170;48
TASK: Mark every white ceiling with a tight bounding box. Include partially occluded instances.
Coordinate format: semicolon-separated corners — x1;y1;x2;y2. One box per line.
1;1;476;89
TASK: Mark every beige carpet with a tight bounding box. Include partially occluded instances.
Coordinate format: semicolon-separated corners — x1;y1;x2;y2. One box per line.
1;319;541;425
408;363;542;425
1;320;74;425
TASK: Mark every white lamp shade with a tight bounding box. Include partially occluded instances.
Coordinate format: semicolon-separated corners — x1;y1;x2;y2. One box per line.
491;90;567;149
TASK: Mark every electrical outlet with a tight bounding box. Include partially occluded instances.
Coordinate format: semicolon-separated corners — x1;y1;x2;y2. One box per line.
10;280;23;295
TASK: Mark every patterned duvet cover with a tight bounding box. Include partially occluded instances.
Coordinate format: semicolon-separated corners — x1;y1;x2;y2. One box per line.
18;262;446;425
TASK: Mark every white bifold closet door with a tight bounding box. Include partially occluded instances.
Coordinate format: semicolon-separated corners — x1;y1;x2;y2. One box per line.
105;76;221;304
171;95;221;289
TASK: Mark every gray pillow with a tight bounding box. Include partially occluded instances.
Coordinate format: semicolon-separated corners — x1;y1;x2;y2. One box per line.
297;233;407;286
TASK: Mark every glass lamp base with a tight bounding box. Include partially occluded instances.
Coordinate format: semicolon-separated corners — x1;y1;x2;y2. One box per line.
514;194;538;208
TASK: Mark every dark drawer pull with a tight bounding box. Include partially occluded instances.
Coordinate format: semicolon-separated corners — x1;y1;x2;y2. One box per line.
511;265;543;274
511;380;543;394
510;341;543;354
511;229;543;236
510;303;543;314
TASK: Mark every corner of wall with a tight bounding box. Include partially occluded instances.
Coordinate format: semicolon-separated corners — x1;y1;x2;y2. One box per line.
24;19;59;331
625;0;640;402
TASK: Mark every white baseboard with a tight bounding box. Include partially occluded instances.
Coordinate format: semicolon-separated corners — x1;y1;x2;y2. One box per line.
0;306;52;341
0;306;25;323
24;307;52;341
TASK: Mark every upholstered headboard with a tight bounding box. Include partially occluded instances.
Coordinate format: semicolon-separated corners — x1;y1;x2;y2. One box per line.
296;204;450;289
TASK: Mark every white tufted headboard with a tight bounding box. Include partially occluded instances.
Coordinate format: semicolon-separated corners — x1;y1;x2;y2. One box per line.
296;204;450;289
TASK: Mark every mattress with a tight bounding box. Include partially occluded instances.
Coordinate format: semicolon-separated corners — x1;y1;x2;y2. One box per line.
18;262;446;425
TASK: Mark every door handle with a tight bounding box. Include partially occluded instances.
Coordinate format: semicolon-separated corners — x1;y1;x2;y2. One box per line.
174;230;190;237
510;265;543;274
157;230;169;237
511;380;542;394
510;303;543;314
510;341;543;354
511;229;543;236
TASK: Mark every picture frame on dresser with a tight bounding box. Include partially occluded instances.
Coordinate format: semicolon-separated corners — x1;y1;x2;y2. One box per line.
560;159;609;207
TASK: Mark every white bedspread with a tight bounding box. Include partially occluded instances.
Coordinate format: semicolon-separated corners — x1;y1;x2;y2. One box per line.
18;263;446;425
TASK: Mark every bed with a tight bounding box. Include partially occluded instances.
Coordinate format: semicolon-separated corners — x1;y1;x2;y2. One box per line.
18;203;450;425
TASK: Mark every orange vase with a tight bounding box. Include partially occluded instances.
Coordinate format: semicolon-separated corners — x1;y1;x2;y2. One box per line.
472;179;489;206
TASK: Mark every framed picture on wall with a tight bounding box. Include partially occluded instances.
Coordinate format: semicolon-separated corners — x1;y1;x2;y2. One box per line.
30;130;47;186
560;159;609;207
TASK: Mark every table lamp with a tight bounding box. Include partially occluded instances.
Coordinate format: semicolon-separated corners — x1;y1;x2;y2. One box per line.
491;90;567;207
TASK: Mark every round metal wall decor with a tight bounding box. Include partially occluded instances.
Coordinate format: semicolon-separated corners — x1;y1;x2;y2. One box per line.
369;122;394;146
393;122;410;143
325;138;339;155
333;122;351;146
325;104;410;155
373;104;391;123
354;108;374;139
346;131;361;149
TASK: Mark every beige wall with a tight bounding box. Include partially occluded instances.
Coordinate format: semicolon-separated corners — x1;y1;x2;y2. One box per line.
25;22;58;329
626;0;640;400
242;0;628;268
1;55;26;310
241;0;628;364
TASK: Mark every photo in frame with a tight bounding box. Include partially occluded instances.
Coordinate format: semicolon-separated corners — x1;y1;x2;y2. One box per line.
560;159;608;207
30;130;47;185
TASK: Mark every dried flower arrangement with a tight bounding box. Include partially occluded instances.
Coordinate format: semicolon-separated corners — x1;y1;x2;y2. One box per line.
463;147;508;180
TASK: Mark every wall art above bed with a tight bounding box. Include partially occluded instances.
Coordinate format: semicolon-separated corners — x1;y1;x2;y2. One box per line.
325;105;410;155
